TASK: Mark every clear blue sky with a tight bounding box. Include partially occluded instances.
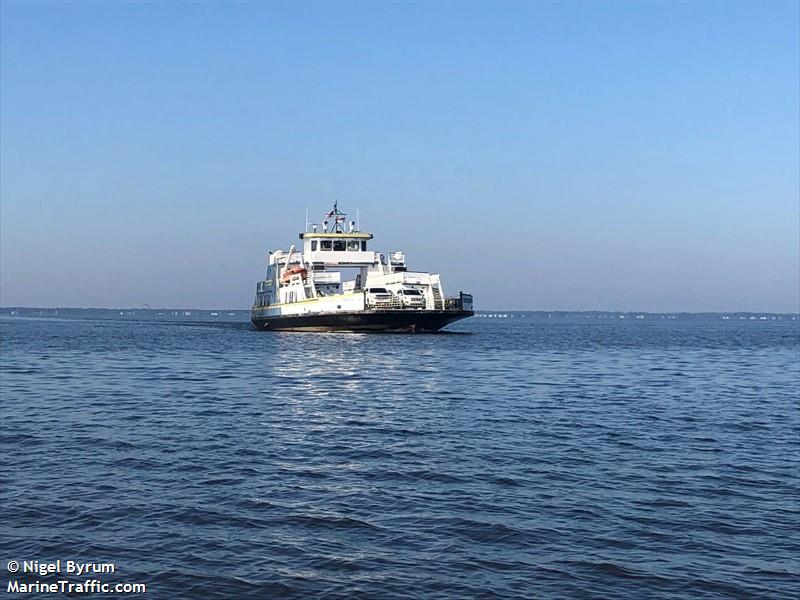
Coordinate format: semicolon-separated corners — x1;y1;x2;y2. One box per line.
1;1;798;311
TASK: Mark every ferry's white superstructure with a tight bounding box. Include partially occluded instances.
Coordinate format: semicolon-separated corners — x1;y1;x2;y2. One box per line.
251;204;473;332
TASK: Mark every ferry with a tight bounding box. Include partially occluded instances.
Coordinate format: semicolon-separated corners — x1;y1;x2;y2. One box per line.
251;203;473;332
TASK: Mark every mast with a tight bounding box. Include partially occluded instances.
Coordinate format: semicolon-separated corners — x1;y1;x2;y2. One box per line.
325;201;347;233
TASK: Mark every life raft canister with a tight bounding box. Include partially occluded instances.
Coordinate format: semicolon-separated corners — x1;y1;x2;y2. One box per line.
282;266;307;282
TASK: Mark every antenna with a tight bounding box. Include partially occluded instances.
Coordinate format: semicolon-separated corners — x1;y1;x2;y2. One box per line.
305;208;309;232
356;209;360;231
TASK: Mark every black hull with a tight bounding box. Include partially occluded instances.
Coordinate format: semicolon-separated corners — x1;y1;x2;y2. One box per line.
251;310;473;332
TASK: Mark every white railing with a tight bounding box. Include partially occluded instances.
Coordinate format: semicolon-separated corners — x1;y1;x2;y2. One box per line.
366;298;402;309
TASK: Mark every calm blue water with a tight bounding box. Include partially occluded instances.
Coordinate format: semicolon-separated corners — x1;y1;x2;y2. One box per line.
1;314;798;599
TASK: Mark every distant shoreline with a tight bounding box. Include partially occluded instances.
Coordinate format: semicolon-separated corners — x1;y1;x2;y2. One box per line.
2;307;798;319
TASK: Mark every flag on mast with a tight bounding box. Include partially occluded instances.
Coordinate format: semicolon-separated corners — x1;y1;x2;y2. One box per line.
325;200;343;220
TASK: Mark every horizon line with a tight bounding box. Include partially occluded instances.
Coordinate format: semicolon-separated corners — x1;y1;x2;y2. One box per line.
2;306;799;316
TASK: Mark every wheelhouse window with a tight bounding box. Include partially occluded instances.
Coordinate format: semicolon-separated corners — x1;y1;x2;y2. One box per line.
361;241;367;251
311;241;318;251
347;240;360;251
333;240;346;251
321;240;332;250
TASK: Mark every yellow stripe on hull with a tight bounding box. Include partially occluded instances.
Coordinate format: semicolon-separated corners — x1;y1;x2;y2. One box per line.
252;291;363;311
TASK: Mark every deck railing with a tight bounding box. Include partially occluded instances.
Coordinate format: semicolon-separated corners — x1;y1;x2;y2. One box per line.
365;297;403;309
364;294;473;311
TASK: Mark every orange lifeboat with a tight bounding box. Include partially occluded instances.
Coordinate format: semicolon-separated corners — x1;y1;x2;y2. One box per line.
281;266;307;282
